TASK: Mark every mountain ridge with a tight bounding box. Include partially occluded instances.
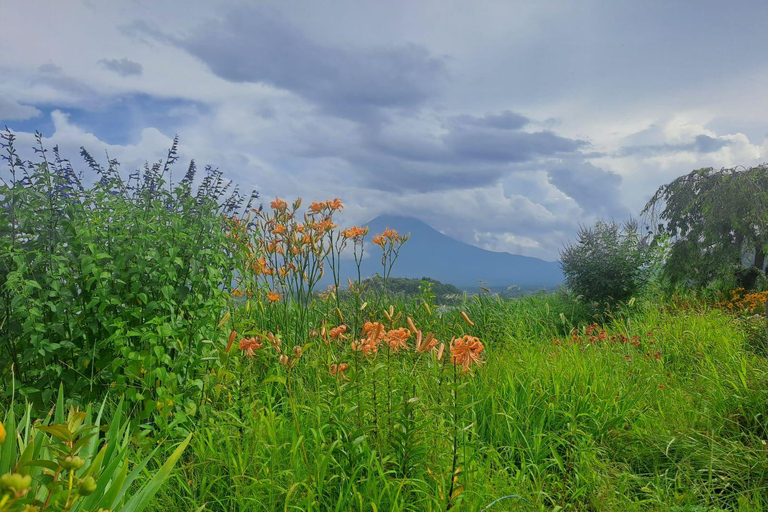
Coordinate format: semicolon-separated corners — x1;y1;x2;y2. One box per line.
340;214;563;291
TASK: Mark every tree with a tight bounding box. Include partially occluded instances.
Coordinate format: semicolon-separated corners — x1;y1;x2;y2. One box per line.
560;219;651;305
642;165;768;287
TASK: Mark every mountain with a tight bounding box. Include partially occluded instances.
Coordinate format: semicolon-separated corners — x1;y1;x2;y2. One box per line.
339;215;563;291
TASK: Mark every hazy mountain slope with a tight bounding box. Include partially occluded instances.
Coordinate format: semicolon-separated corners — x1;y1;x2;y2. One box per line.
343;215;563;290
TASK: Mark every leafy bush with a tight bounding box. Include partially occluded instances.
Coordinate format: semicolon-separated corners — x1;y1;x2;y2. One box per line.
0;389;190;512
354;277;462;305
0;130;256;416
559;219;652;306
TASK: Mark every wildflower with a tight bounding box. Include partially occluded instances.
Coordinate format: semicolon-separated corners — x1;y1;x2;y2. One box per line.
0;419;5;444
226;330;237;352
279;354;290;367
272;224;286;235
342;225;368;239
309;201;325;214
385;328;411;353
217;312;231;329
326;197;344;211
416;332;439;353
267;332;282;353
362;321;385;340
239;336;263;357
232;289;244;297
351;321;387;355
329;324;347;340
315;218;337;232
407;317;418;333
450;335;484;371
329;363;350;380
372;227;403;247
436;342;445;361
271;197;288;210
293;345;303;359
267;290;283;303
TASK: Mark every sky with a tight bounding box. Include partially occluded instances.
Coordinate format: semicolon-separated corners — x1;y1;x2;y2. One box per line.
2;0;767;261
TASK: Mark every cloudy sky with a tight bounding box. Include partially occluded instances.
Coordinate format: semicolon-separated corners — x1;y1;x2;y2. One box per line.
2;1;767;261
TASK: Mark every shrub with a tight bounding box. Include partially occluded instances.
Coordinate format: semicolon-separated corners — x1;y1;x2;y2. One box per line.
0;130;256;416
559;219;651;306
0;389;190;512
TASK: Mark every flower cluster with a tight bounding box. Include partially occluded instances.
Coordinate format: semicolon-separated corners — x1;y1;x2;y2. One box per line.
718;288;768;316
372;227;407;248
227;196;349;305
238;336;264;357
552;324;656;347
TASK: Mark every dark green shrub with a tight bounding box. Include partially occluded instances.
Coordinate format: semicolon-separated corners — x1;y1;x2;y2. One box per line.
559;219;651;306
0;130;257;417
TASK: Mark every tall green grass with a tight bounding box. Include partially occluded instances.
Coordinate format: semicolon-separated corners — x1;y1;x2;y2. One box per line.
146;292;768;511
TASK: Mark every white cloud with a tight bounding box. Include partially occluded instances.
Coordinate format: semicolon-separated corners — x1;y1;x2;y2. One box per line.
1;1;767;261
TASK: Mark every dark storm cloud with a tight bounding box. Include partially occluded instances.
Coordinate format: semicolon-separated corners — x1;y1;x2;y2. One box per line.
451;111;529;130
38;63;63;74
547;161;629;217
444;126;586;162
344;148;505;193
619;134;729;157
292;110;591;193
158;9;447;120
99;58;143;77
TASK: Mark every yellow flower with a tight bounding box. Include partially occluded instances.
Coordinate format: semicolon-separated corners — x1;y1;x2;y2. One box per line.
0;419;5;444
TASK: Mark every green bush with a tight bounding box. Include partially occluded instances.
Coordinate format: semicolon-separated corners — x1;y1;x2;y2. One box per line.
559;219;652;306
0;130;256;417
0;388;190;512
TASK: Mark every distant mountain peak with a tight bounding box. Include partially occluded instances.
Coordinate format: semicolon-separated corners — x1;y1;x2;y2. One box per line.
348;215;562;291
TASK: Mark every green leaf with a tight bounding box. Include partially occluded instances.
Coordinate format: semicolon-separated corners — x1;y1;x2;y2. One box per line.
121;433;191;512
0;409;17;475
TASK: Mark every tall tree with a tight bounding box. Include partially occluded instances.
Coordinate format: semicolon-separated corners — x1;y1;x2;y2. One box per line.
642;165;768;287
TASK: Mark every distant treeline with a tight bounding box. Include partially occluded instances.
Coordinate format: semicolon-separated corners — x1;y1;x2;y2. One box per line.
351;276;463;304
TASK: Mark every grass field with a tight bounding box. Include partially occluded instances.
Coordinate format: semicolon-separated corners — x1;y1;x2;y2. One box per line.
140;291;768;511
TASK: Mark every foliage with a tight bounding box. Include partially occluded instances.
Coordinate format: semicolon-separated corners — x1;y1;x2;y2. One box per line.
354;276;462;305
0;389;190;512
3;156;768;511
146;290;768;511
559;219;652;306
205;197;486;510
0;130;255;419
642;165;768;287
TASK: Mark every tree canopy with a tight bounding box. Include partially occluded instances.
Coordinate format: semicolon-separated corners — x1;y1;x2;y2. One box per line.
642;164;768;287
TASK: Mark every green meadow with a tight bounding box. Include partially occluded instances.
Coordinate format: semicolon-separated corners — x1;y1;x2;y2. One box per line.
1;135;767;511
